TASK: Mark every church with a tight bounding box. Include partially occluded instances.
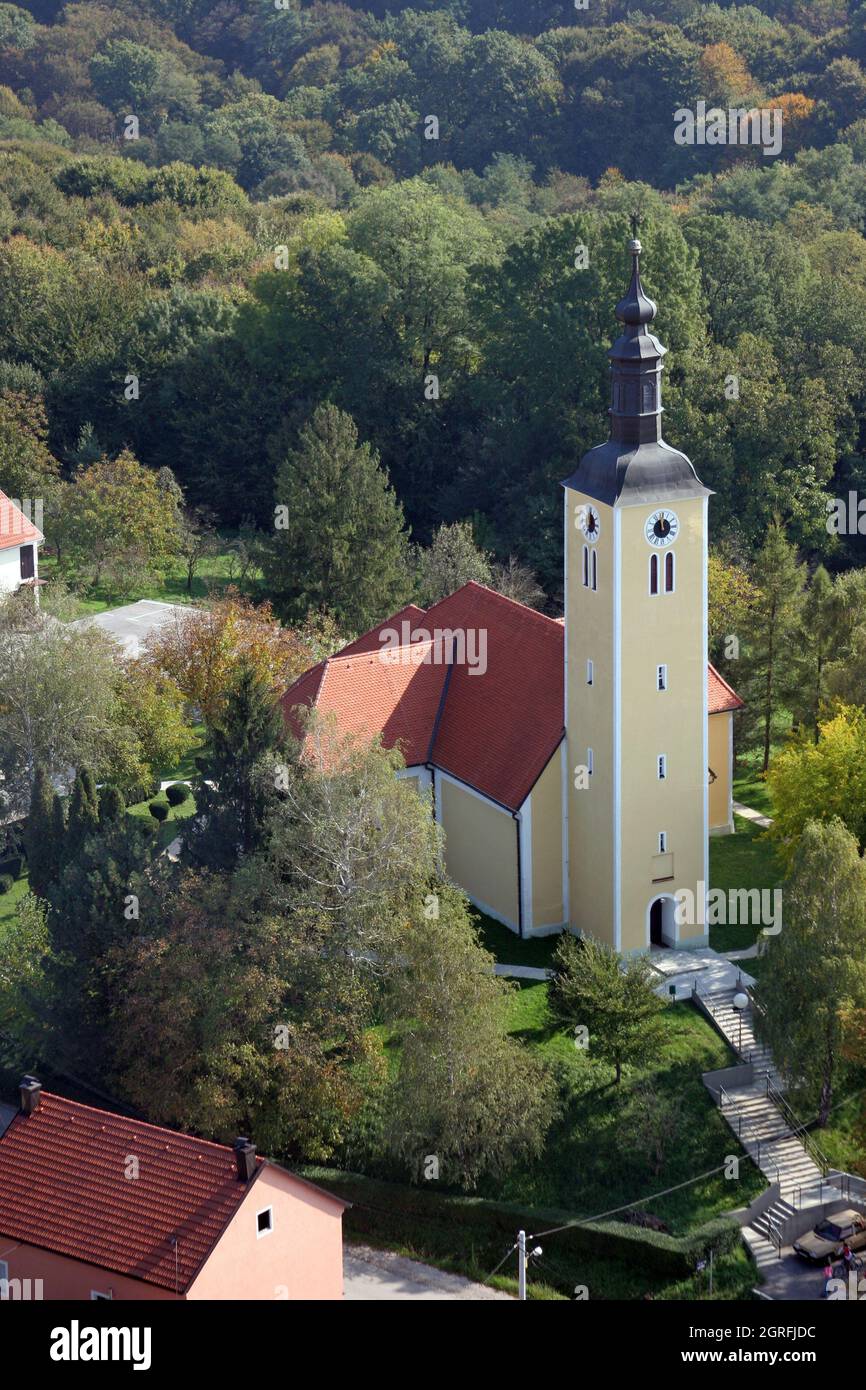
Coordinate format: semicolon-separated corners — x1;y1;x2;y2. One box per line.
282;237;743;955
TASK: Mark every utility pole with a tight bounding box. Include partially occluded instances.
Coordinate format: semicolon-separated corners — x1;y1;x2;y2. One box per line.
518;1230;527;1301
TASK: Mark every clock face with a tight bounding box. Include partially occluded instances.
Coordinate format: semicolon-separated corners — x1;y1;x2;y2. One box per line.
645;508;679;548
577;504;601;542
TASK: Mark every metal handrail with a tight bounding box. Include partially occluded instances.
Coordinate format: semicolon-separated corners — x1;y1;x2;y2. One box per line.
765;1078;832;1176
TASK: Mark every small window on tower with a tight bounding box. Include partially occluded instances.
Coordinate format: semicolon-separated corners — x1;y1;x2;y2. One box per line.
649;554;659;595
591;550;598;591
657;755;667;780
587;748;593;777
658;832;667;854
664;551;675;593
657;664;667;691
582;545;589;588
586;659;593;685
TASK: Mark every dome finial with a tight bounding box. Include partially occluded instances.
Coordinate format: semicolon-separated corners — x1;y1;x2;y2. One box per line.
616;216;656;328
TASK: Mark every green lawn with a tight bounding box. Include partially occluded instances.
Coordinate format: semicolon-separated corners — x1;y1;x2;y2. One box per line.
0;869;30;939
473;910;557;968
41;548;254;618
127;788;197;851
485;984;766;1232
708;819;783;952
815;1088;866;1178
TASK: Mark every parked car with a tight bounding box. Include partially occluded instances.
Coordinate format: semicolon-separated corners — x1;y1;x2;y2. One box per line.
793;1210;866;1263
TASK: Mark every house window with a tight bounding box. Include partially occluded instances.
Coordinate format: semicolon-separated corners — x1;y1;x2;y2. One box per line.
657;755;667;780
582;545;589;588
649;553;659;595
0;1260;7;1294
19;545;34;581
657;664;667;692
591;549;598;591
256;1206;274;1238
587;748;593;777
664;551;675;593
90;1290;112;1300
658;832;667;853
586;659;593;686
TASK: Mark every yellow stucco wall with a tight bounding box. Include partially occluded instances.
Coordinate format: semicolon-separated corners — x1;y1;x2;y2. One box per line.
709;711;733;832
618;496;707;952
529;744;565;928
565;489;615;947
439;774;519;927
565;488;708;953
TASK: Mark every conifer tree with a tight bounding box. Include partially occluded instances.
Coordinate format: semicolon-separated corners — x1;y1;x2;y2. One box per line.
66;768;100;856
98;785;126;826
740;522;805;771
187;660;284;869
23;766;55;898
264;404;410;631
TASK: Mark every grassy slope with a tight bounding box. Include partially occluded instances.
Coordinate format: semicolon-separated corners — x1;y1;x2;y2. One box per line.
488;985;765;1230
708;819;783;952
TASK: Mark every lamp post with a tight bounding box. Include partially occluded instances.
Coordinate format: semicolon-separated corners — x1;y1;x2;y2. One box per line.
732;990;749;1057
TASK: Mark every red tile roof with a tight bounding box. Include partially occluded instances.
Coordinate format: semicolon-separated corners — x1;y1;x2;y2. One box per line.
708;663;745;714
0;1091;279;1292
0;489;42;553
282;584;743;811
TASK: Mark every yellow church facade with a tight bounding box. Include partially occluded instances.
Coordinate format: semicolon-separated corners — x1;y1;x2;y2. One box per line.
283;238;742;955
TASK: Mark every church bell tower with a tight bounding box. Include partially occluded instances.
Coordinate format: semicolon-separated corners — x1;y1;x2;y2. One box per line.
563;235;711;954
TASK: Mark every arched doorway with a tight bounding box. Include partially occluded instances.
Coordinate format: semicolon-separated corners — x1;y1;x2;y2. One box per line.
648;895;677;949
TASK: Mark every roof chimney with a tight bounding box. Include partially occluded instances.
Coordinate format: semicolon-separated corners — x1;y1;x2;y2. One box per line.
19;1075;41;1115
233;1137;256;1181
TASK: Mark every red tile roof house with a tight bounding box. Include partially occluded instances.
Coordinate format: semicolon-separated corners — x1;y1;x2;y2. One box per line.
281;581;743;946
0;489;42;594
0;1078;348;1300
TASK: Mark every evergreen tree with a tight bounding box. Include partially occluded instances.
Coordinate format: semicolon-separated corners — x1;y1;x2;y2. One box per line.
23;766;55;898
739;523;805;771
263;404;410;632
50;794;67;872
46;816;153;1081
788;565;841;738
65;767;99;857
187;661;284;870
98;785;126;825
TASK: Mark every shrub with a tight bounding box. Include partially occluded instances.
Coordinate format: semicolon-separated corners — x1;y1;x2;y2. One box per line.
148;801;169;822
0;874;14;894
165;782;191;806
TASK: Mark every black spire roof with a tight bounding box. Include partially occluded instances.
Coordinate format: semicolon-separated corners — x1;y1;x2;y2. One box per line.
562;236;710;507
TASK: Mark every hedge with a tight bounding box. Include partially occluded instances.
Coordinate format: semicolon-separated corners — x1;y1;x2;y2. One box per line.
300;1167;742;1298
165;782;191;807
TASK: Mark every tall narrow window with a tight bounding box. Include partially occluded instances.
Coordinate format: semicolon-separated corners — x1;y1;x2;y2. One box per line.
657;664;667;692
649;553;659;595
582;545;589;588
591;549;598;591
19;545;34;581
657;755;667;780
586;659;594;685
664;551;675;593
587;748;593;777
658;832;667;853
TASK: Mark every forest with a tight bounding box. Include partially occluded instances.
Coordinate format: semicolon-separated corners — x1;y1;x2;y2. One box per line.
2;2;866;1256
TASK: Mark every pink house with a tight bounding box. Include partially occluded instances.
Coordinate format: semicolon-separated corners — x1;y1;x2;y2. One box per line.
0;1077;348;1300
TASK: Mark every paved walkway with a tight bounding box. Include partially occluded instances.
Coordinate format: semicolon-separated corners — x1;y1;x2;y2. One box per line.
493;963;550;981
733;800;774;830
343;1245;511;1300
649;947;756;1000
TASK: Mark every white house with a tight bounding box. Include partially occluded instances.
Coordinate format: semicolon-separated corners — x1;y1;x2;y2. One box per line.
0;491;42;595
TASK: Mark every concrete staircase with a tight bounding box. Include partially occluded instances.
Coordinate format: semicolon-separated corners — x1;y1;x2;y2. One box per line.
697;985;841;1268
